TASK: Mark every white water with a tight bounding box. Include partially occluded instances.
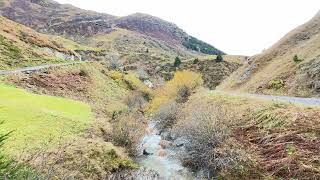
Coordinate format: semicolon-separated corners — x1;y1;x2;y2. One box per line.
136;122;195;180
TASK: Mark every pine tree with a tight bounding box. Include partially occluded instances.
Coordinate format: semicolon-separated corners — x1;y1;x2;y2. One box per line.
174;56;181;67
216;54;223;62
293;54;301;63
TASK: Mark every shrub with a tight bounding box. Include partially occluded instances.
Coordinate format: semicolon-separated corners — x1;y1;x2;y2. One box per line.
108;70;123;80
216;54;223;62
268;79;284;90
147;70;203;113
79;69;89;77
174;103;248;178
153;101;178;130
124;73;152;97
112;114;146;156
176;85;191;103
293;54;301;63
173;56;181;67
193;58;199;64
109;59;122;70
124;91;147;110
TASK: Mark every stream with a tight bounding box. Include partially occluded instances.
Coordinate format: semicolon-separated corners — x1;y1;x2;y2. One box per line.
136;122;195;180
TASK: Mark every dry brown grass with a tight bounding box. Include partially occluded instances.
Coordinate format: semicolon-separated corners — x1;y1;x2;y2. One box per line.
218;13;320;97
111;113;147;156
173;89;320;179
18;136;137;180
173;100;251;178
236;108;320;179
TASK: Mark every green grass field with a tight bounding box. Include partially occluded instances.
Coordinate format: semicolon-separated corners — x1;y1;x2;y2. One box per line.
0;82;92;156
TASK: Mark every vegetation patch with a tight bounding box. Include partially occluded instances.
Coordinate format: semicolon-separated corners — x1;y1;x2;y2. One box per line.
267;79;285;90
183;36;224;55
26;137;137;179
146;70;203;113
204;91;320;179
0;82;92;156
151;90;320;179
6;63;129;116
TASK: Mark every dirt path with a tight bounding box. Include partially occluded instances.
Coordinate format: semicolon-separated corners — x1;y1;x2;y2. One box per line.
0;61;86;75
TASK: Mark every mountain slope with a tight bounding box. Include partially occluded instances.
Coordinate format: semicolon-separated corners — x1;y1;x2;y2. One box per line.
218;11;320;97
0;16;99;69
0;0;223;57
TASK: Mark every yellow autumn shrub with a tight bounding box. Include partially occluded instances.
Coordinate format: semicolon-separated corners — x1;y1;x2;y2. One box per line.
124;73;152;96
147;70;203;113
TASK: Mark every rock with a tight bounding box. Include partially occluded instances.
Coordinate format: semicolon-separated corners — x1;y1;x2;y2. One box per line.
239;64;256;82
143;80;154;88
160;130;173;140
143;149;153;156
174;138;186;147
40;47;77;61
159;140;173;149
155;149;167;157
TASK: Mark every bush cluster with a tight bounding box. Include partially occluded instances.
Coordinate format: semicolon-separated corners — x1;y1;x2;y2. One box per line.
153;101;178;130
173;103;248;178
112;114;146;156
147;70;203;112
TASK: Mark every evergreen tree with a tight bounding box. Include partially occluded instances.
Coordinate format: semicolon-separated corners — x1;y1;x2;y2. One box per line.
193;58;199;64
216;54;223;62
293;54;301;63
174;56;181;67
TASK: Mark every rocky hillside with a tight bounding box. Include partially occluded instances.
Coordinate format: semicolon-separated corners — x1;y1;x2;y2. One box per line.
218;11;320;97
0;16;99;69
0;0;223;58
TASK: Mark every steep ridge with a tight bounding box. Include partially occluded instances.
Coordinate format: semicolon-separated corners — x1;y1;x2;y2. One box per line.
218;10;320;97
0;0;223;56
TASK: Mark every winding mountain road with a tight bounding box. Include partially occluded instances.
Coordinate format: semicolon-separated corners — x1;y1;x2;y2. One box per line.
0;61;86;75
214;91;320;106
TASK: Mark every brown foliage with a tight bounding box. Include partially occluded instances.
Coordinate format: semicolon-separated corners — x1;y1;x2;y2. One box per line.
112;113;147;156
173;102;251;177
236;110;320;179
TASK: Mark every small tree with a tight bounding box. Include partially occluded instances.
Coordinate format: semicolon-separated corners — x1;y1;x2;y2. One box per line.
216;54;223;62
293;54;301;63
174;56;182;67
193;58;199;64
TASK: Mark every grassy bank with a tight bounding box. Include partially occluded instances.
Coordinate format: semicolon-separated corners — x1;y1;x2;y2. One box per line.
171;89;320;179
2;63;141;179
0;82;92;156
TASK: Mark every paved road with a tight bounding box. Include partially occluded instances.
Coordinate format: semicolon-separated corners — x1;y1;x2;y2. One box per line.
214;91;320;106
0;61;85;75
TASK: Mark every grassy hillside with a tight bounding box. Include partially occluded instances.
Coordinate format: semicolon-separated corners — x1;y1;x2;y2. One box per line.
0;0;223;65
218;12;320;97
0;16;98;69
1;63;140;179
0;82;92;156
